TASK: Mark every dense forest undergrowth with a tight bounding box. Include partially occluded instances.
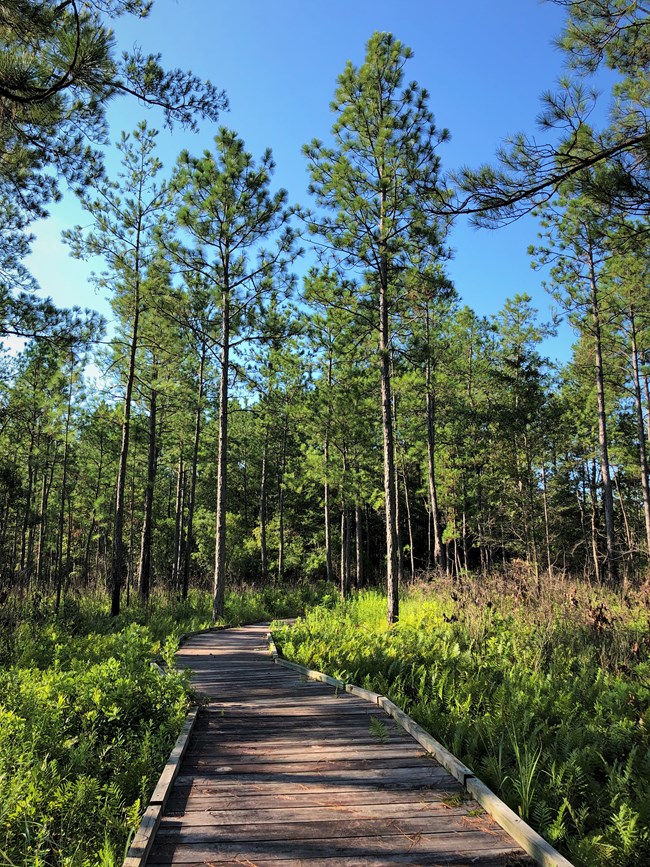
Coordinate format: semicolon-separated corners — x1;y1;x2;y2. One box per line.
275;570;650;867
0;584;323;866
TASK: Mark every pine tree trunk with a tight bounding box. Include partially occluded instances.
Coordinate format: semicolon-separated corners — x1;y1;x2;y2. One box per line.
82;433;104;586
402;464;416;581
541;460;553;579
212;287;230;621
111;250;141;616
20;430;35;575
138;365;158;602
630;311;650;559
588;247;616;584
277;416;288;583
171;450;184;592
392;394;405;585
380;259;399;622
355;499;363;588
53;357;75;611
588;459;602;584
425;310;444;571
324;350;333;584
260;425;269;582
182;343;205;600
35;460;50;589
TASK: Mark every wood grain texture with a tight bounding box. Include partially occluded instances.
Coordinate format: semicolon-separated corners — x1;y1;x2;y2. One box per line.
144;624;534;867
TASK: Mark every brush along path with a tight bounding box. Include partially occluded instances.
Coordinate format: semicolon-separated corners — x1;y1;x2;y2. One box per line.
146;624;532;866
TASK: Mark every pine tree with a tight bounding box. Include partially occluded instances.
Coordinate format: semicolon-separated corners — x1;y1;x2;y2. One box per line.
305;32;450;621
169;128;297;621
65;121;168;614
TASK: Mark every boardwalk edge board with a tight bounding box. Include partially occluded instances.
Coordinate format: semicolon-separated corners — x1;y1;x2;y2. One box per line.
122;804;162;867
122;705;199;866
267;629;575;867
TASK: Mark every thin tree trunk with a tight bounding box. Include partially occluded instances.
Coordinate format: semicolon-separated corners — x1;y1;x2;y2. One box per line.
259;425;269;582
630;312;650;558
355;499;363;588
425;307;444;571
588;459;602;584
20;431;35;574
589;247;616;584
644;372;650;443
137;364;158;602
340;447;351;598
402;464;416;581
541;460;553;579
182;342;205;600
35;448;54;589
171;450;184;592
82;434;104;586
111;254;141;616
55;357;74;613
339;508;349;598
277;416;288;583
379;201;399;623
324;349;333;584
212;287;230;621
392;393;405;585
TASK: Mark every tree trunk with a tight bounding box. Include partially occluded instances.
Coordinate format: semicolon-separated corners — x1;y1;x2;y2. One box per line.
541;460;553;579
355;499;363;588
589;247;616;584
55;359;74;613
138;364;158;602
260;425;269;582
425;307;444;571
587;459;602;584
182;342;205;600
630;310;650;559
82;433;104;586
111;249;141;616
277;416;288;583
212;287;230;621
35;447;54;589
324;349;333;584
171;450;184;592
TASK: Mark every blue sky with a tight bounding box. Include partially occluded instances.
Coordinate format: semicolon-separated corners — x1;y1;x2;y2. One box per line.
26;0;615;361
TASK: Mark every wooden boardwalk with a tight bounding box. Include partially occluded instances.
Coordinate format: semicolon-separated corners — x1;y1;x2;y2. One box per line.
147;624;533;866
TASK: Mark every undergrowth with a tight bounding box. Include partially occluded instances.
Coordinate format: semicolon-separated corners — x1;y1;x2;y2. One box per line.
273;573;650;867
0;583;324;866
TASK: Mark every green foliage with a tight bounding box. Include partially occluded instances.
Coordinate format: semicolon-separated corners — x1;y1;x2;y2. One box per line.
0;584;323;865
273;579;650;867
0;625;188;865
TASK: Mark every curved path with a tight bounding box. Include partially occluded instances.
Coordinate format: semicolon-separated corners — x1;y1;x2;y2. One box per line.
147;624;532;866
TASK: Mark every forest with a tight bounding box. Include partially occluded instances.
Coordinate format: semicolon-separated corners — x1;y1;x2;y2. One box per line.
1;1;650;866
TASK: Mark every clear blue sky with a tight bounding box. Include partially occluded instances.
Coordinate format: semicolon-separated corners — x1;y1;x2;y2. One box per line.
26;0;614;361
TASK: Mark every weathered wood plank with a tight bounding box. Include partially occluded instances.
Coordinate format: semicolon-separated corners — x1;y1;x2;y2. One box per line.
147;832;528;863
158;802;492;827
154;813;514;842
165;786;466;813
